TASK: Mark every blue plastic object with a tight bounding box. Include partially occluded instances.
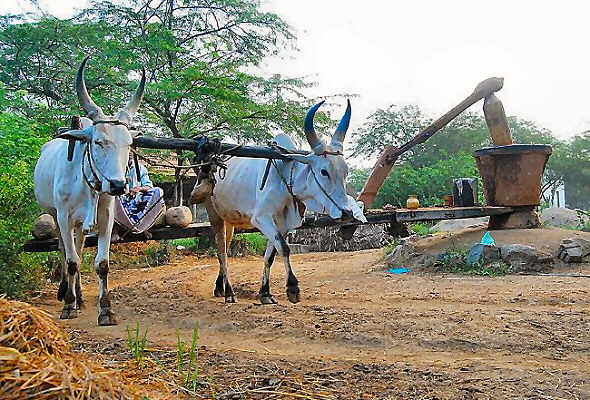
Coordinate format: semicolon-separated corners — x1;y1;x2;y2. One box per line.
480;231;495;246
387;267;410;274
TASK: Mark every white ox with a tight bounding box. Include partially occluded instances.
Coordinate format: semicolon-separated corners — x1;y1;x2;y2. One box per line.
197;101;367;304
34;57;145;325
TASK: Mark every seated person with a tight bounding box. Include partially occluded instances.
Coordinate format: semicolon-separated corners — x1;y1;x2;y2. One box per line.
114;154;164;234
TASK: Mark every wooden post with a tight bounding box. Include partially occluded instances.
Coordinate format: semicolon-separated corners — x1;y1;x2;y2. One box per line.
483;94;513;145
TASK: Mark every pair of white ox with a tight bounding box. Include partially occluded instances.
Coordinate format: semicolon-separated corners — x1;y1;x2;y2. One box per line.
35;58;365;326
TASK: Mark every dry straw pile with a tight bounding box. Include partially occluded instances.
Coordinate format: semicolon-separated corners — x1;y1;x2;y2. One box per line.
0;298;136;399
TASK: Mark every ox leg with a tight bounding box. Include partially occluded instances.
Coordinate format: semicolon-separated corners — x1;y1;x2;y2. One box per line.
56;231;68;302
95;195;117;326
253;216;300;304
74;225;86;310
259;242;278;304
56;212;79;319
206;200;235;303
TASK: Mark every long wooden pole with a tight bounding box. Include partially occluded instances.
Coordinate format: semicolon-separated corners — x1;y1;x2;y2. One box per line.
357;77;505;208
133;136;308;160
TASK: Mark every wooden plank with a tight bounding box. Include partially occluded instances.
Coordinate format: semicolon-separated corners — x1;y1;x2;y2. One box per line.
23;206;513;253
394;206;512;223
133;136;308;160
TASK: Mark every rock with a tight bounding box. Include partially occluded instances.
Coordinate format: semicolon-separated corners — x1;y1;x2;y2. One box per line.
500;244;553;272
385;235;420;266
488;208;541;229
431;217;489;232
540;207;581;229
466;243;501;267
166;206;192;228
33;214;57;239
152;204;168;228
557;237;590;263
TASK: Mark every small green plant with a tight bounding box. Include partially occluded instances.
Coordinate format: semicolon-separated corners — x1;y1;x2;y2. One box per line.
126;321;148;367
409;222;431;236
382;237;402;258
177;327;200;392
435;250;510;276
171;237;198;250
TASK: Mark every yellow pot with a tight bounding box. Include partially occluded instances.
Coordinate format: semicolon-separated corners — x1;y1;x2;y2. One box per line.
406;195;420;209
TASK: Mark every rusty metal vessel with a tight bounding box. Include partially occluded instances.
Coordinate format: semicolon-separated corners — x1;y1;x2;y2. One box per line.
474;144;552;206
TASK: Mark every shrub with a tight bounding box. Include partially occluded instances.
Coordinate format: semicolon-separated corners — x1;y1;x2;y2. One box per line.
0;108;54;298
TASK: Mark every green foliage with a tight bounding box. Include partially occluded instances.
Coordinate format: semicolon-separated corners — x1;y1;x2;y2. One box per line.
349;151;480;208
126;321;149;367
232;232;267;256
0;0;333;143
176;327;200;393
435;250;510;276
409;222;432;236
0;92;54;298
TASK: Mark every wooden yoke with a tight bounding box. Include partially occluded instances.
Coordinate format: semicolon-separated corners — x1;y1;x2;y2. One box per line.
357;77;505;209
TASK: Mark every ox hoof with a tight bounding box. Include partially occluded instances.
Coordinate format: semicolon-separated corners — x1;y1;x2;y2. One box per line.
225;295;236;303
260;295;278;305
76;299;85;310
98;310;117;326
214;288;224;298
60;307;78;319
286;287;300;304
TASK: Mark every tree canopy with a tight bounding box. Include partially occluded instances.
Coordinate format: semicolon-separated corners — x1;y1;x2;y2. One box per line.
0;0;332;142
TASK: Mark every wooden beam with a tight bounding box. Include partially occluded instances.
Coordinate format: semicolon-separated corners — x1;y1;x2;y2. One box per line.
133;136;308;160
23;206;513;253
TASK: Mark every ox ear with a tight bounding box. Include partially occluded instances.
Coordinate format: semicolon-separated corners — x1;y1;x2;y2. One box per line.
56;129;90;142
128;130;141;138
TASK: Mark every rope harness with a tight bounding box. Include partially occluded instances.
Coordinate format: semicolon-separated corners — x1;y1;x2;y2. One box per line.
261;144;347;216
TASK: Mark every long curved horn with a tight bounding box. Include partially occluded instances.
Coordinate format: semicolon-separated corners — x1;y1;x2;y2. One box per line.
117;67;146;124
329;99;351;152
76;56;105;122
304;101;326;154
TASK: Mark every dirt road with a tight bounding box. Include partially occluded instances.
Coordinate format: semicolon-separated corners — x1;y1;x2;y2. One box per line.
34;228;590;399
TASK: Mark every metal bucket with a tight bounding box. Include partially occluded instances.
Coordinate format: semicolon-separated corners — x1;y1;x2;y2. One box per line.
474;144;552;206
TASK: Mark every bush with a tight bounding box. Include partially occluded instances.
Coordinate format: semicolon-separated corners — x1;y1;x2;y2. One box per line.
0;108;54;297
348;151;481;208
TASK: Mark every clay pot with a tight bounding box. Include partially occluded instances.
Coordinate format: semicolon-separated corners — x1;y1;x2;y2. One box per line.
406;195;420;210
166;206;192;228
33;214;57;239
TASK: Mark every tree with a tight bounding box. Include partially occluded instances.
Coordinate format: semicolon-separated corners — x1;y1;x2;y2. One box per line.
0;0;332;142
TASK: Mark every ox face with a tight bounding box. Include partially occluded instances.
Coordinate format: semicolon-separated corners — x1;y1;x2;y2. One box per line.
89;123;135;195
58;56;145;196
292;153;353;220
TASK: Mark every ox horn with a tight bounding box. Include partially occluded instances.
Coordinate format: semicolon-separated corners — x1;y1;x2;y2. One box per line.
329;99;351;152
117;67;146;124
76;56;106;122
304;101;327;155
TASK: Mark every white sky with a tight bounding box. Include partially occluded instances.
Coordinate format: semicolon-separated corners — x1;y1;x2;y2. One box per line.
3;0;590;146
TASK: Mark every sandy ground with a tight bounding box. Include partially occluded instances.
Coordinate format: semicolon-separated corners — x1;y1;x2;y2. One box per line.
33;227;590;399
